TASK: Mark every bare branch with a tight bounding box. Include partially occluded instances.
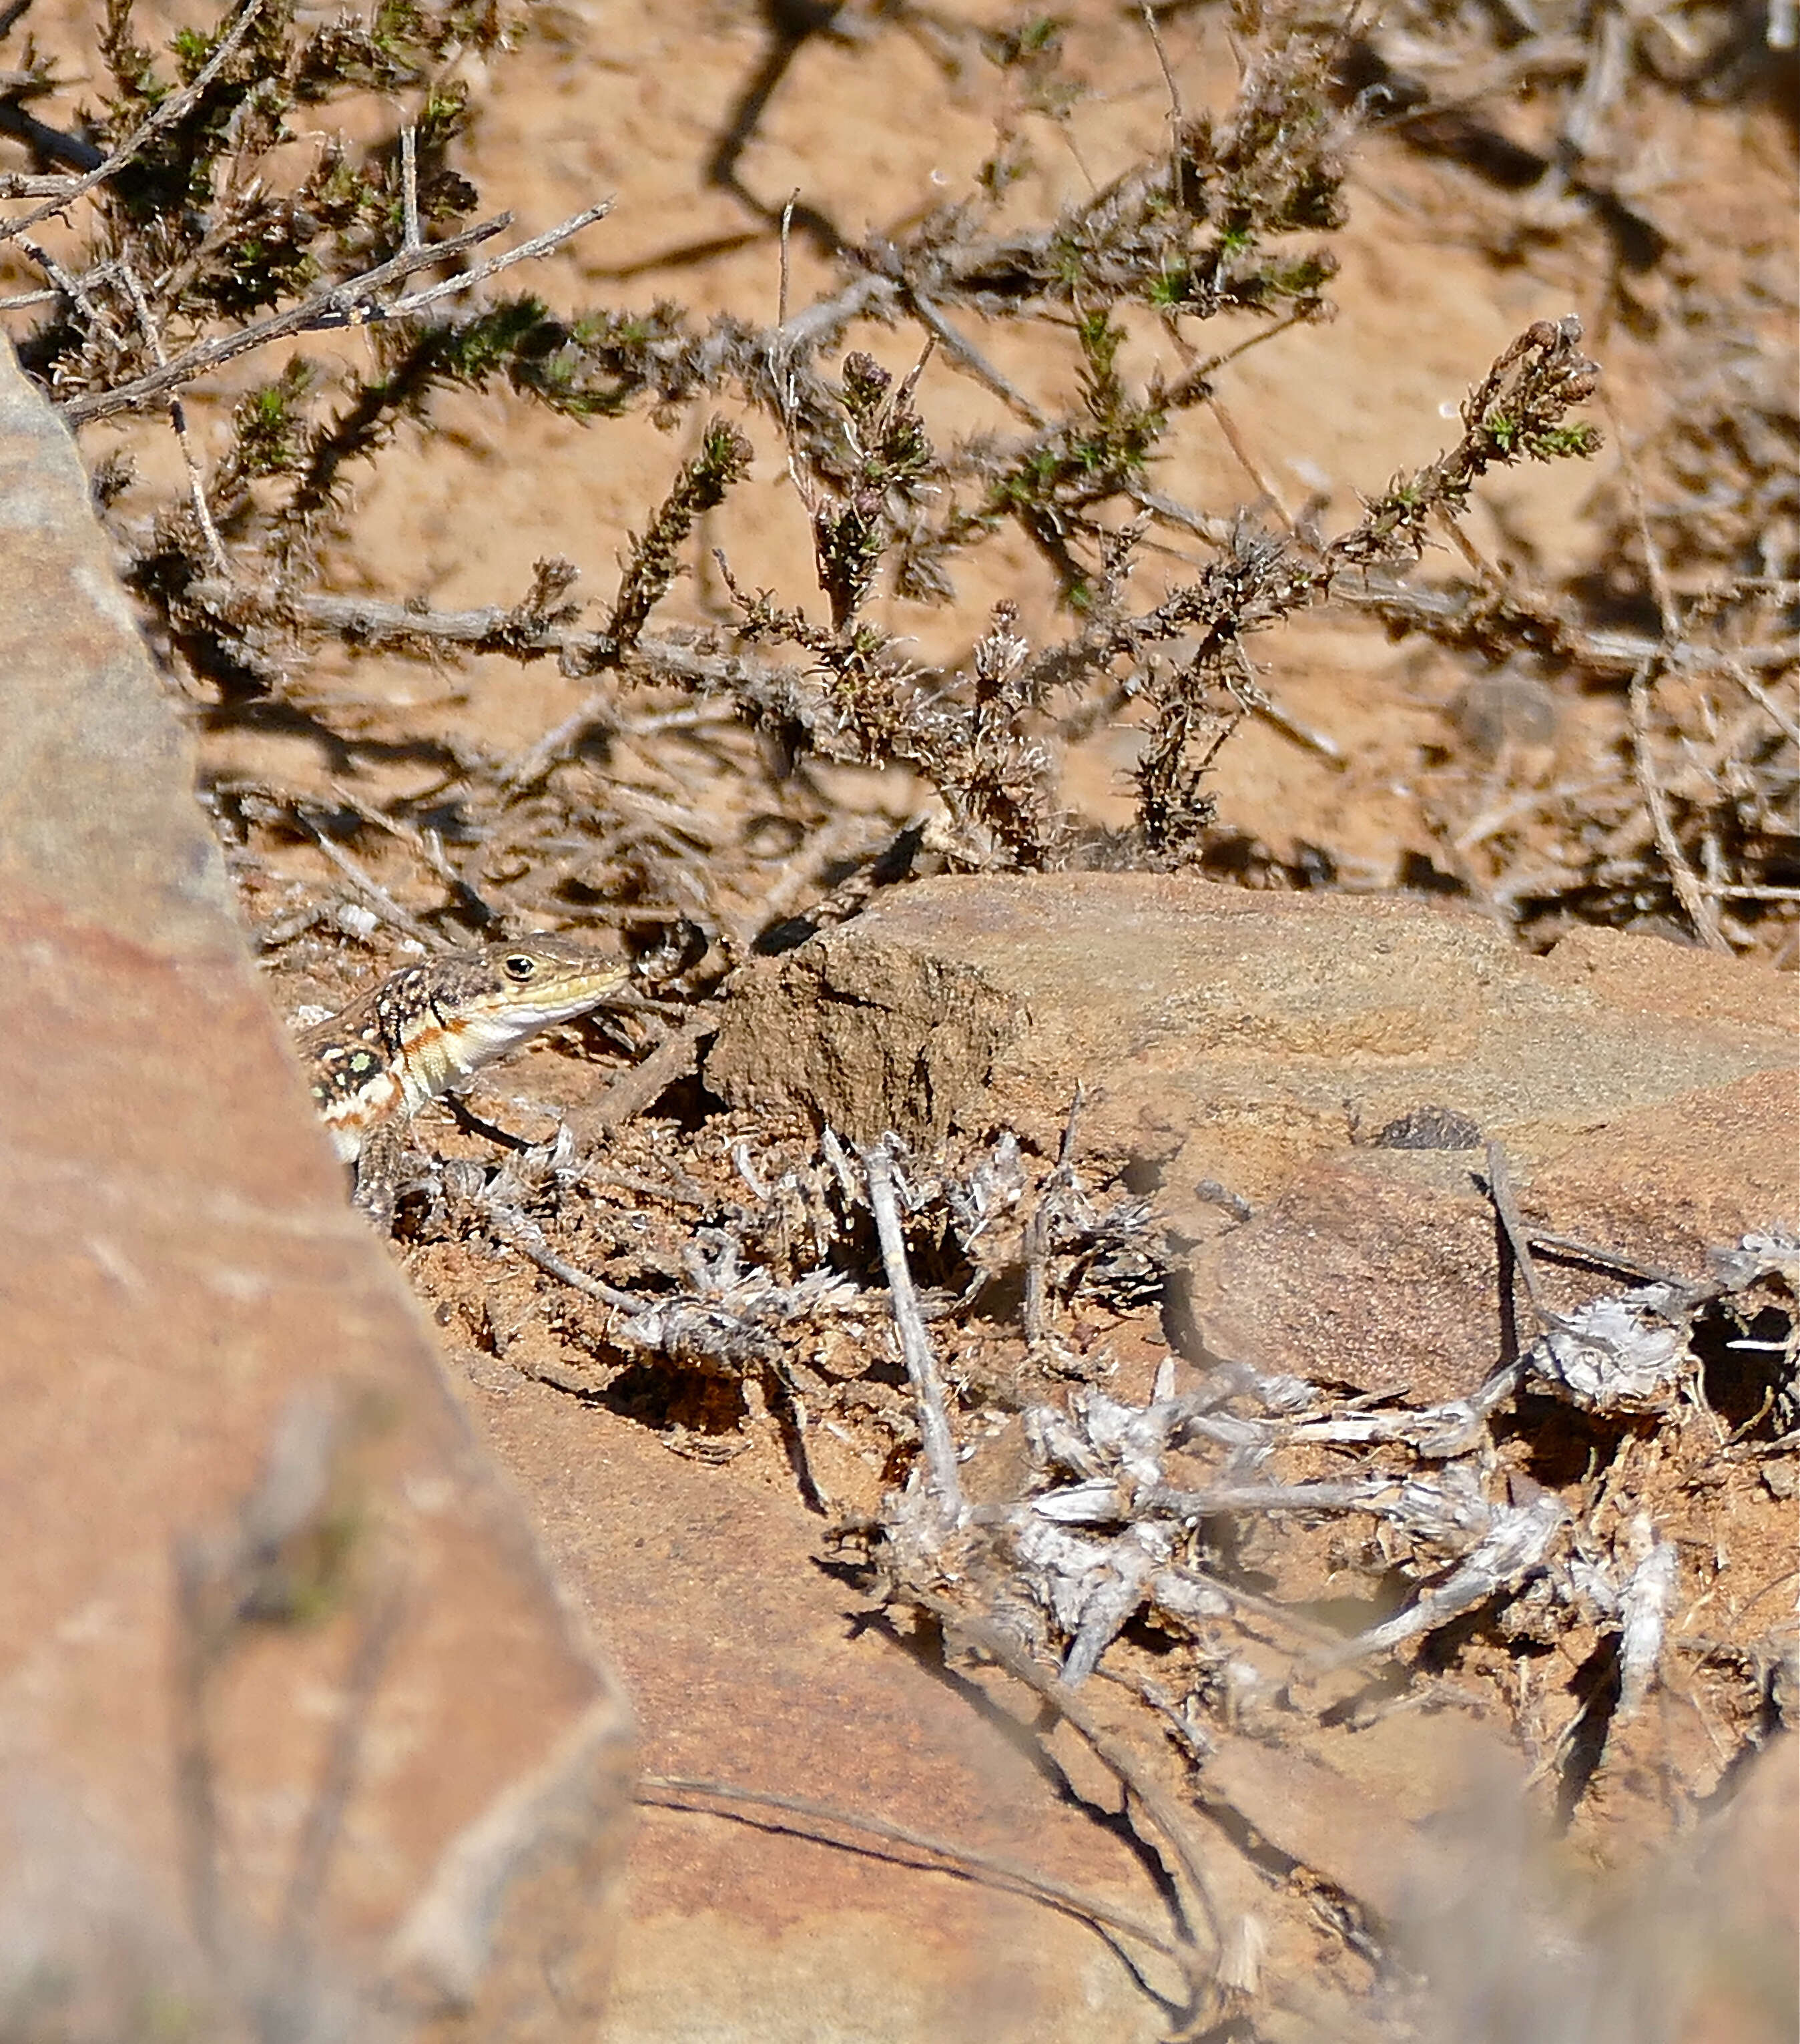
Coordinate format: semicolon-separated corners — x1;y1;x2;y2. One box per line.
366;200;612;324
640;1772;1191;1970
863;1138;965;1527
918;1593;1221;1983
1628;657;1729;951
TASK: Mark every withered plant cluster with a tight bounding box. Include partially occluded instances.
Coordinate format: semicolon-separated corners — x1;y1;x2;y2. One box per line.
3;0;1789;961
402;1089;1799;2039
1335;0;1798;955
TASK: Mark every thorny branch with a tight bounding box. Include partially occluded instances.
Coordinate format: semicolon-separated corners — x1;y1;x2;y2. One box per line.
59;206;611;425
0;0;269;245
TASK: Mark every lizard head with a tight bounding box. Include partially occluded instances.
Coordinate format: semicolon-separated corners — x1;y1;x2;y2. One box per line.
456;934;635;1047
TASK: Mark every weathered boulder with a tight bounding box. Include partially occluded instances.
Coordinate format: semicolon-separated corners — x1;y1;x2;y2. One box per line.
707;873;1795;1398
0;340;632;2041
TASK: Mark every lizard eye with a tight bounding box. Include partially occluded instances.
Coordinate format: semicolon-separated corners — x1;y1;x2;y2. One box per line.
502;953;539;981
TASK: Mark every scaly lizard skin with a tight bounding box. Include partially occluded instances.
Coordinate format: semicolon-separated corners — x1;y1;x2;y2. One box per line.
297;934;632;1218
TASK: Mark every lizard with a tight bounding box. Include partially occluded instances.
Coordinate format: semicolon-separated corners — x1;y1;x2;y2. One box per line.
296;933;634;1222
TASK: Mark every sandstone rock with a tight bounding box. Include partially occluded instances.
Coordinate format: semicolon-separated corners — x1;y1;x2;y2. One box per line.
1197;1713;1522;1928
481;1375;1173;2044
0;341;631;2040
706;872;1795;1398
1679;1736;1799;2044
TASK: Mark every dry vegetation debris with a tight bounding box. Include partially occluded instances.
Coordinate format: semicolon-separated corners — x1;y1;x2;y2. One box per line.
3;0;1793;949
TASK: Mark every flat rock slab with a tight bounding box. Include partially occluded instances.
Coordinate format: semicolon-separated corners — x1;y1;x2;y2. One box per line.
708;873;1795;1398
0;342;631;2039
477;1373;1172;2044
